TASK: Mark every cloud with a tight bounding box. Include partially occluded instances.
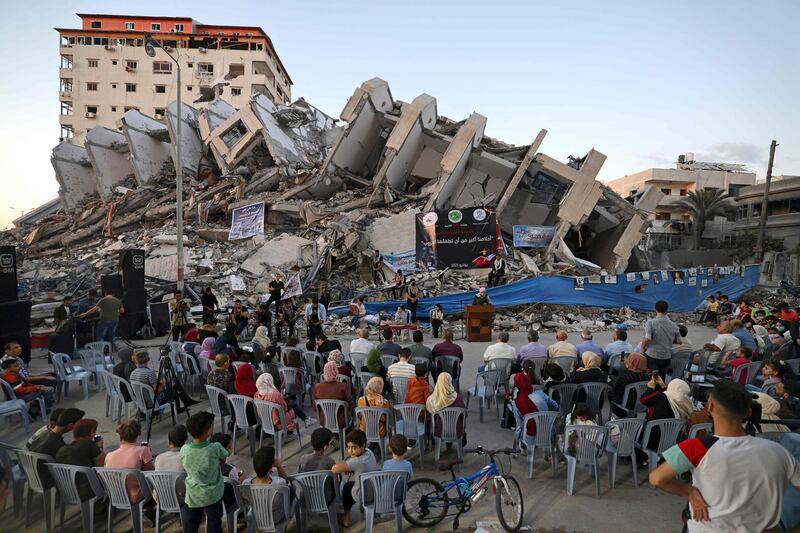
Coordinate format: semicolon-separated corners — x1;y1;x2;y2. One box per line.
645;152;674;166
696;142;765;167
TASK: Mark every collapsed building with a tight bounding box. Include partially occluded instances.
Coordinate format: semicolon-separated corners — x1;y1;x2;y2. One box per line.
11;77;664;317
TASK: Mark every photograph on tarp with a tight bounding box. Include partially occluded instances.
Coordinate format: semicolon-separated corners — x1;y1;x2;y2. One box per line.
512;225;555;248
415;207;499;270
229;201;265;240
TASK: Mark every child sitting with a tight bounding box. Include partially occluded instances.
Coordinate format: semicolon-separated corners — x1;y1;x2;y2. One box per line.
405;363;430;405
565;403;598;456
299;428;335;472
154;425;188;471
331;430;378;527
252;446;288;486
718;347;752;384
382;434;413;476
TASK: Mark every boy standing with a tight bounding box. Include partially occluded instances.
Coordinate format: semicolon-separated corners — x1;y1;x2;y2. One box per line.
299;428;335;472
332;430;378;527
382;434;414;476
181;411;228;533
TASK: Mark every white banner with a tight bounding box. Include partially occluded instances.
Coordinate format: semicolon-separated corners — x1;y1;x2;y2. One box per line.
282;272;303;300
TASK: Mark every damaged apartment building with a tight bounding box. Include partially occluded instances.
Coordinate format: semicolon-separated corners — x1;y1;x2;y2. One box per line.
20;76;662;307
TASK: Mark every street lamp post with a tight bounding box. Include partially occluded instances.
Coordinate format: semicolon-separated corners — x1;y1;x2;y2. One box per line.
145;34;185;291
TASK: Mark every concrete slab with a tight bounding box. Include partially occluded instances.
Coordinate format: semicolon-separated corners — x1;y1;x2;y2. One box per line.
84;125;134;201
166;100;213;179
51;141;98;211
119;110;172;186
240;232;313;275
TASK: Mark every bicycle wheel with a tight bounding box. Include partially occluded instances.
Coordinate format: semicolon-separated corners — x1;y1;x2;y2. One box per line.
495;475;524;532
402;477;450;527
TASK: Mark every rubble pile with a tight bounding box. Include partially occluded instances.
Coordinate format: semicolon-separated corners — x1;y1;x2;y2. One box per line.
7;77;667;320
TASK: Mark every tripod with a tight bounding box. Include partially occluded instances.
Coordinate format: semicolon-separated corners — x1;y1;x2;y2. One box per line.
144;353;194;444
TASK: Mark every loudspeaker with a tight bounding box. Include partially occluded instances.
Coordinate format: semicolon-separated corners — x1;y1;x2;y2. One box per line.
47;333;73;357
123;289;148;316
120;249;145;292
0;246;18;303
101;274;123;298
118;313;147;340
0;299;31;362
148;302;171;334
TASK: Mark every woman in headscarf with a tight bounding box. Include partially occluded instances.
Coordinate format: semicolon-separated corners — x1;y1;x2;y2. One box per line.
512;372;539;444
233;363;260;426
200;337;216;360
570;352;608;384
639;376;693;454
328;349;351;377
755;392;789;432
609;352;650;418
361;348;388;394
253;326;270;351
542;363;566;393
313;361;351;429
254;373;297;432
357;376;390;437
427;372;466;438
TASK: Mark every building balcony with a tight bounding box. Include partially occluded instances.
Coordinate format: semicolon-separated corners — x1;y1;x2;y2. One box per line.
658;194;689;207
59;90;73;100
59;67;73;77
735;212;800;230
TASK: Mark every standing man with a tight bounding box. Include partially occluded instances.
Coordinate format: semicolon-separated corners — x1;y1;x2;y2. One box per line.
405;279;420;322
393;269;405;299
372;250;387;285
641;300;680;376
201;287;219;325
304;297;327;343
266;272;284;313
651;379;800;532
80;289;124;346
169;291;190;342
488;255;506;287
53;296;74;332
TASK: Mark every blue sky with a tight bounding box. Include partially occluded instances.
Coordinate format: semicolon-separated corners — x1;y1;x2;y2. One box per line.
1;0;798;229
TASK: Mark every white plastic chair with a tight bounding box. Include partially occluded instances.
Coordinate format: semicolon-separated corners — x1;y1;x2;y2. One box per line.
46;463;106;533
605;418;645;488
549;383;579;416
359;470;409;533
205;385;230;432
289;470;341;533
550;356;575;375
182;354;203;395
433;356;461;390
75;348;110;391
51;353;90;401
380;354;399;369
111;375;138;421
95;467;152;533
131;381;176;428
487;358;513;395
356;406;392;461
303;351;323;383
143;470;187;533
518;411;559;478
688;422;713;438
562;424;609;497
432;407;466;462
389;376;408;404
254;399;303;458
15;449;56;529
314;399;350;461
228;394;258;456
235;483;292;533
580;382;611;423
610;381;648;419
637;418;686;472
0;442;26;517
0;379;36;434
98;369;119;419
393;403;428;466
732;361;762;386
466;369;500;423
85;341;113;356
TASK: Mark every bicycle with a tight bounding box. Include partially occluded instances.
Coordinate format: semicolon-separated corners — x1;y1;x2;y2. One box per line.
402;446;524;532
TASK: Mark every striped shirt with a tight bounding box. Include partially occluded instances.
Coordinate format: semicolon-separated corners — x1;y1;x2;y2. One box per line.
129;366;157;388
386;361;415;380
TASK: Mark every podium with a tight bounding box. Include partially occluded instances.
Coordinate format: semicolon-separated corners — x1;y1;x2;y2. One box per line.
465;305;494;342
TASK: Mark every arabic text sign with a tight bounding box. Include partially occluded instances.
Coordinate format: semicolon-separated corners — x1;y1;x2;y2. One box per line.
513;225;555;248
229;202;265;240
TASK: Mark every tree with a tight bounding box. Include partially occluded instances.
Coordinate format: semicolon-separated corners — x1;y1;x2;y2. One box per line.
674;189;735;250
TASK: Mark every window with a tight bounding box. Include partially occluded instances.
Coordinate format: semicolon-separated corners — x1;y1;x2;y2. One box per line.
85;105;98;114
198;63;214;74
86;82;98;91
174;24;184;32
231;87;242;96
154;108;165;118
660;188;671;195
60;125;74;139
155;85;166;93
125;22;135;30
152;61;172;74
60;35;75;47
125;60;138;71
126;83;137;92
233;32;240;36
60;55;73;68
679;189;688;196
629;189;638;196
60;79;73;92
90;21;101;29
151;23;161;31
186;85;193;91
111;83;117;88
112;60;118;65
655;212;671;221
60;102;72;115
87;59;98;68
110;106;117;112
736;204;749;220
123;106;139;112
187;62;193;68
221;120;248;149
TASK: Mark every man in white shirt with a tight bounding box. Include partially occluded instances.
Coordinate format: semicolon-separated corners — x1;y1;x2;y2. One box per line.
386;348;416;381
349;329;374;356
651;379;800;532
482;331;517;365
704;321;741;365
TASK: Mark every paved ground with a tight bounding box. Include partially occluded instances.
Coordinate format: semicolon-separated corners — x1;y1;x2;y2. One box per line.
4;324;717;532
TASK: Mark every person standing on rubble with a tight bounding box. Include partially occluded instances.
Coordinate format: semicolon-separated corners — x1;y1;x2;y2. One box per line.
229;300;250;336
53;296;74;333
80;289;124;346
393;269;405;299
201;287;219;325
405;279;420;322
276;300;297;342
488;255;506;287
266;272;284;313
305;297;327;343
169;291;190;342
372;250;387;285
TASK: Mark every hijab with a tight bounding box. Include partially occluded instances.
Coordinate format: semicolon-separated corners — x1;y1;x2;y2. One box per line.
256;372;280;396
754;392;789;432
513;372;537;416
664;379;693;420
200;337;215;359
323;361;338;383
625;352;647;373
327;350;344;366
364;377;385;406
580;351;601;370
426;372;458;413
253;326;270;350
234;363;258;397
543;363;566;385
366;348;382;373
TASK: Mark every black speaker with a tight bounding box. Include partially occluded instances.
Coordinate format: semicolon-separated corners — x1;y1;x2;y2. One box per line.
101;274;123;298
0;299;31;362
120;249;145;292
0;246;18;303
118;313;147;340
148;302;171;334
123;289;148;316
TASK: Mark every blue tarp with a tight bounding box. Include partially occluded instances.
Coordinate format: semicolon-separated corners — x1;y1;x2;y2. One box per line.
331;264;760;317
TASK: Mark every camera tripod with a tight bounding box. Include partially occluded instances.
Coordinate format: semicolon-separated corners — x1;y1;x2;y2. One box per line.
144;351;196;444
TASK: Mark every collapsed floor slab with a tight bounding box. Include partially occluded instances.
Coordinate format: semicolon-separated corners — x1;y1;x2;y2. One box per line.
51;142;98;212
84;126;135;201
119;110;172;186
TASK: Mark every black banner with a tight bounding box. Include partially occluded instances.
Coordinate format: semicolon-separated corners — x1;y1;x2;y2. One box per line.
0;246;18;303
416;207;499;270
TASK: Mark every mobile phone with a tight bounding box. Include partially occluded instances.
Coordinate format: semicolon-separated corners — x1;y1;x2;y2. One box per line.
651;370;660;381
93;435;102;442
691;374;706;383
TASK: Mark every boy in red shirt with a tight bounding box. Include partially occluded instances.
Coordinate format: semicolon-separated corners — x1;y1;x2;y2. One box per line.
718;347;753;385
1;359;54;405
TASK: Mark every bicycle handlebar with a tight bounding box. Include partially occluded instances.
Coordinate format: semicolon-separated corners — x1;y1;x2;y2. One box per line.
464;446;518;456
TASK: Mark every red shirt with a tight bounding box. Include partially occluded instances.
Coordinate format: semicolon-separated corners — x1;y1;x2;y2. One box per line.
728;358;751;385
431;340;464;361
779;309;800;323
0;371;37;396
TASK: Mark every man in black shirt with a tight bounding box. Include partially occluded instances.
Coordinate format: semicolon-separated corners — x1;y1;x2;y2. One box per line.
55;418;106;500
31;407;85;457
112;348;135;401
316;333;342;354
266;272;284;312
201;287;219;324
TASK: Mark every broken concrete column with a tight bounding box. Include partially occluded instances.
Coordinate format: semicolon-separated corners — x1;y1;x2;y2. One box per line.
84;126;135;201
119;110;172;186
51;141;98;212
166;101;213;179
